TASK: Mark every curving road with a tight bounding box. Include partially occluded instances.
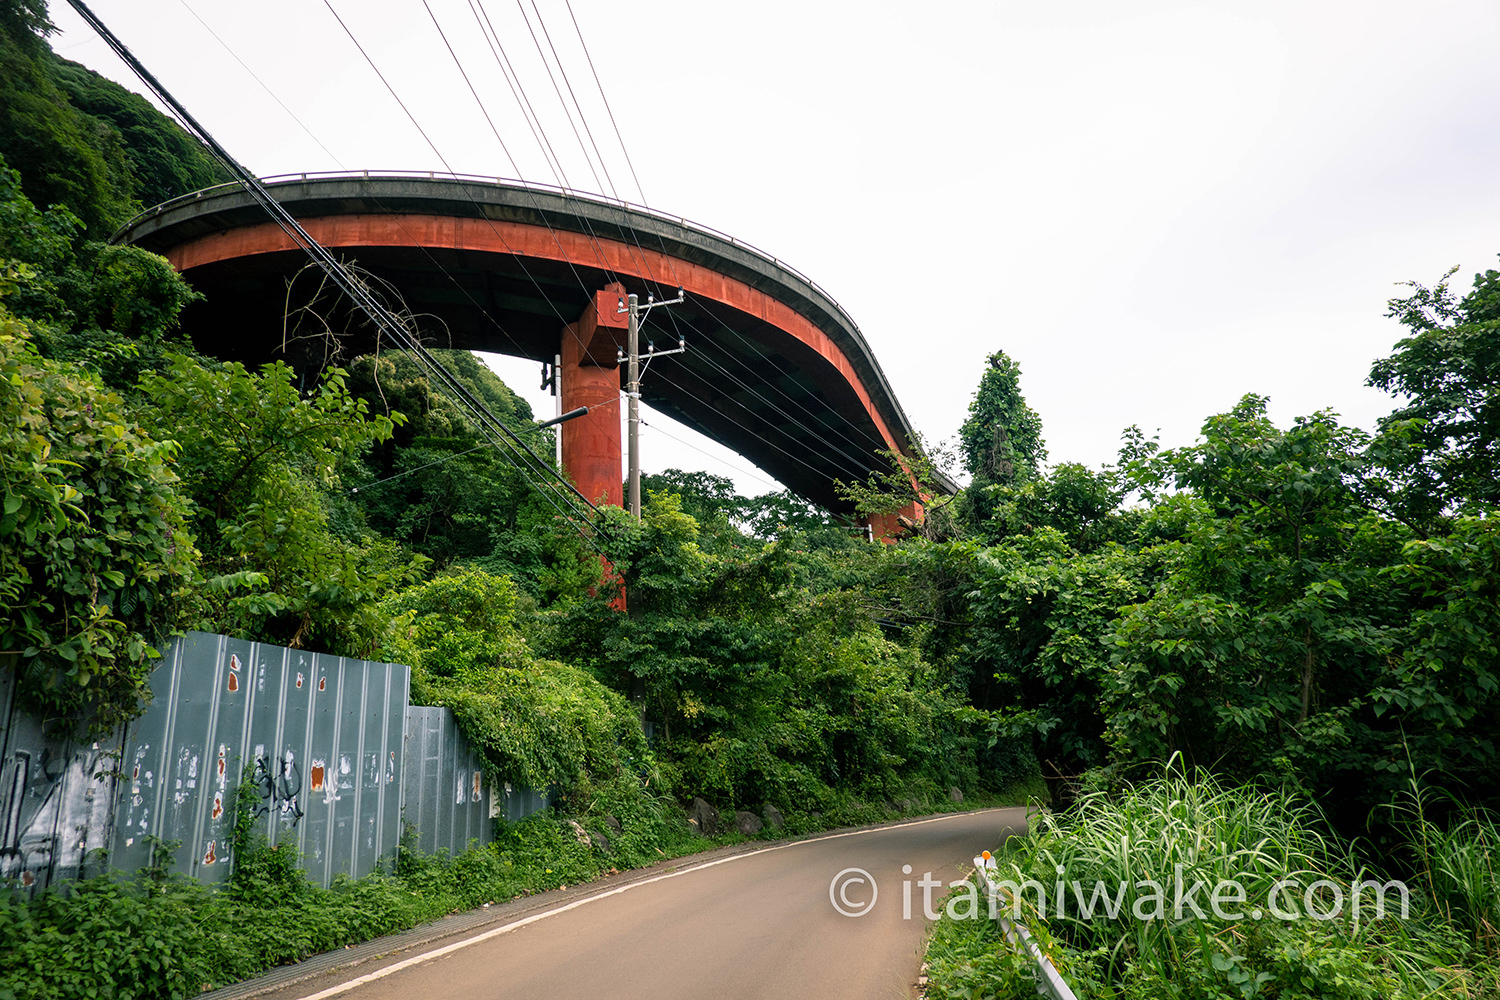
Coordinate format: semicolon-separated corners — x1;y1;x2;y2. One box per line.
252;807;1026;1000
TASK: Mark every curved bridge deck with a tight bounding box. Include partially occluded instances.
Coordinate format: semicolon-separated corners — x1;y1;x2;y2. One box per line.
118;173;933;515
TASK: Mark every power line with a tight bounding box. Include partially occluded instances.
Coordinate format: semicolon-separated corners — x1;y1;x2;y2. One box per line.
512;0;607;198
564;0;646;206
646;366;875;489
671;307;892;457
528;0;618;201
347;444;488;494
420;0;526;190
436;1;921;497
321;0;620;363
462;1;672;295
173;0;667;525
638;416;784;494
67;0;607;554
123;0;923;517
176;0;343;167
470;0;567;189
689;344;890;480
366;2;889;495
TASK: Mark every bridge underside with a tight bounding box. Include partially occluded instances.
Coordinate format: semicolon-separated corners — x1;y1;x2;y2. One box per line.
118;177;931;518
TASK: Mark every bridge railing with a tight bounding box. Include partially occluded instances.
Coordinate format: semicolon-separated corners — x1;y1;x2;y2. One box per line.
117;169;850;324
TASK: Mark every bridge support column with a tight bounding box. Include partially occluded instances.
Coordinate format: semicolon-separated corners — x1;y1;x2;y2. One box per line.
561;284;630;609
560;283;628;508
861;500;926;543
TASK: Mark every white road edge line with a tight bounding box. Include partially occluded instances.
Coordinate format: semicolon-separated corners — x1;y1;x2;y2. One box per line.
295;807;1016;999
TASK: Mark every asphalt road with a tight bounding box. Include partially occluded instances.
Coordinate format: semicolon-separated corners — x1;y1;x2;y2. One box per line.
255;807;1027;1000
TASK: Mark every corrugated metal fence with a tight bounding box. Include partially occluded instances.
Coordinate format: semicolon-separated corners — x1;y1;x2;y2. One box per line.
112;632;410;888
0;633;551;893
0;657;123;892
401;706;551;858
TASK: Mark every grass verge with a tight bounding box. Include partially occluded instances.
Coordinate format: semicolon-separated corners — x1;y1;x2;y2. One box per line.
922;767;1500;1000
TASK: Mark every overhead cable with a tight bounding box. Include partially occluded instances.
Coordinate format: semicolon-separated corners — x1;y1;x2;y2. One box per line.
66;0;604;547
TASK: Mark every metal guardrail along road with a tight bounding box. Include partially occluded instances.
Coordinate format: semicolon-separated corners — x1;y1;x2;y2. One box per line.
974;850;1082;1000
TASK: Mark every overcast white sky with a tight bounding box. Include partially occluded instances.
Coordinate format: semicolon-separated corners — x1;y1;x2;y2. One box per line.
48;0;1500;498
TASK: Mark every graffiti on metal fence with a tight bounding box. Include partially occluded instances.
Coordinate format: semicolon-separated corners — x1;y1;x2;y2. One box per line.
1;741;117;890
250;750;305;827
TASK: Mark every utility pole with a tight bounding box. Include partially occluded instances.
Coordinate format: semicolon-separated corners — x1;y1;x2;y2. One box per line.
541;355;563;467
619;289;685;519
626;294;642;519
553;353;563;469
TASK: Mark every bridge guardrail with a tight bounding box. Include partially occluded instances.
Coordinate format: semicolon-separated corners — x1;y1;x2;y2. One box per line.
117;170;841;316
973;850;1081;1000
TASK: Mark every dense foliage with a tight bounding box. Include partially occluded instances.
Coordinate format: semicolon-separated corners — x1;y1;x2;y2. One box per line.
5;11;1500;994
0;290;194;730
0;149;421;723
0;4;226;237
540;496;1010;813
381;568;650;797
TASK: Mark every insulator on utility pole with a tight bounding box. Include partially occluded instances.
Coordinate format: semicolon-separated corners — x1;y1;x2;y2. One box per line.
619;289;685;520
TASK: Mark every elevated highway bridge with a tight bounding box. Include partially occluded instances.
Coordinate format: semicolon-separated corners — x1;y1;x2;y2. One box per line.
117;173;937;529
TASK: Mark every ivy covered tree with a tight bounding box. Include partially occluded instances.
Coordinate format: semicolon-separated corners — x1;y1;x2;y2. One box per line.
958;350;1046;532
835;434;958;540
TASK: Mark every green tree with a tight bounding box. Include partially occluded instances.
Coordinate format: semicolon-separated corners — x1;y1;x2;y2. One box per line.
1103;397;1408;791
0;153;199;389
49;54;228;209
1367;260;1500;525
976;461;1130;552
956;482;1184;776
1;8;227;235
0;151;81;324
639;469;744;530
344;349;597;602
0;10;135;235
542;494;997;807
740;488;835;538
0;0;51;40
1369;516;1500;797
137;354;423;653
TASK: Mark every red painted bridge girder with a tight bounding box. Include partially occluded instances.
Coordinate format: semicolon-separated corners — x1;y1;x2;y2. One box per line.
116;174;944;516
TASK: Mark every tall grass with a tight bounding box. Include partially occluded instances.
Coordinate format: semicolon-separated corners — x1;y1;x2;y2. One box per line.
926;763;1500;1000
1402;782;1500;960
